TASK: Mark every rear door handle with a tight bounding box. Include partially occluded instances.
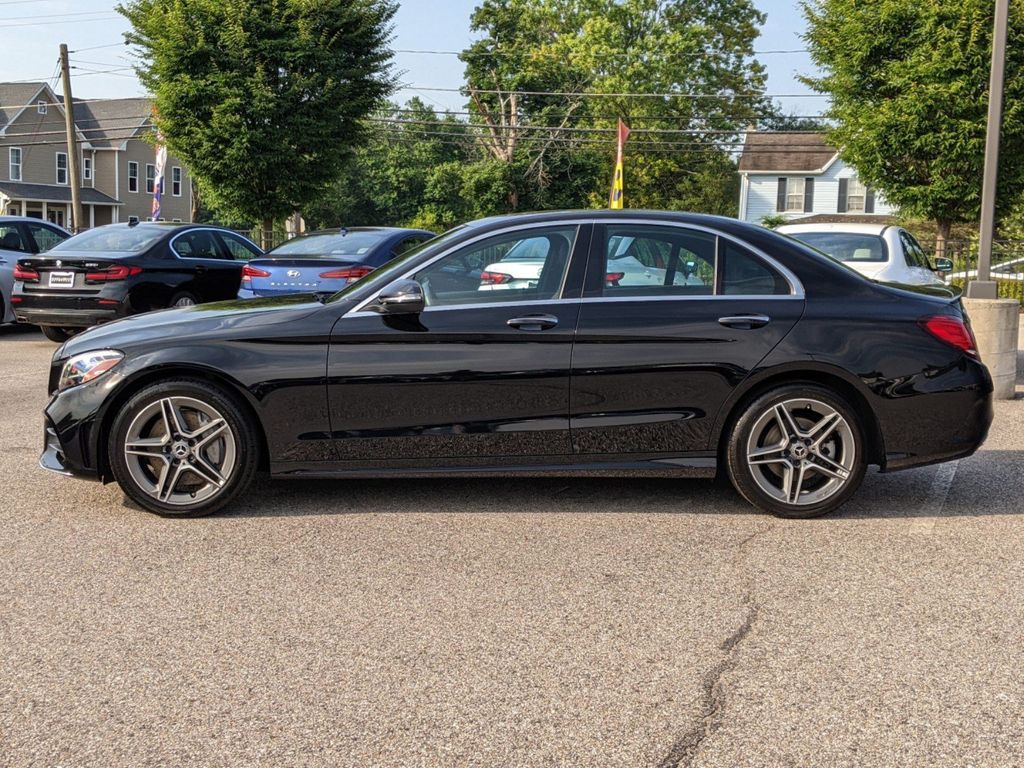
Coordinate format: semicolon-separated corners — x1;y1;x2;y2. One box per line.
718;314;771;330
194;265;208;274
507;313;559;331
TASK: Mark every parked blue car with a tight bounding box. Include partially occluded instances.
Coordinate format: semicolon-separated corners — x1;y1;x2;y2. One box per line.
238;227;436;298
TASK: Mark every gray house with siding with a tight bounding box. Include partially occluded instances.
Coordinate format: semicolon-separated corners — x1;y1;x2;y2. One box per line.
0;82;193;229
737;132;894;224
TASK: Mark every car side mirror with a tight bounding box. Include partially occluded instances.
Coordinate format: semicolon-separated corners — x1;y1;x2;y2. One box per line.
932;257;953;274
372;279;424;315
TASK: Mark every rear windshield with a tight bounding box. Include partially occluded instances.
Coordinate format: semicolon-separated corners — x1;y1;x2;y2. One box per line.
789;232;888;263
269;232;388;259
50;226;166;253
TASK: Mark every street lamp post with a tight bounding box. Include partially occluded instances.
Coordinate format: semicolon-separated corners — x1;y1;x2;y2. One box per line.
966;0;1010;299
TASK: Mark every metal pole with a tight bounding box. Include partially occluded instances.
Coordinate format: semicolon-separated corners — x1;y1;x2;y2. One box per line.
59;43;84;234
966;0;1010;299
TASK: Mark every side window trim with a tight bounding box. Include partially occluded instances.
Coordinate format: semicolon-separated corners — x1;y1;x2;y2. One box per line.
215;231;262;260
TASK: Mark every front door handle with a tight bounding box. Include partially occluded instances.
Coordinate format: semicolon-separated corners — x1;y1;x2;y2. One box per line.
507;313;559;331
718;314;771;330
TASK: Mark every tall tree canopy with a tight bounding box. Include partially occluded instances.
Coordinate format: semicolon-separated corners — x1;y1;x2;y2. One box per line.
460;0;768;215
119;0;396;246
803;0;1024;250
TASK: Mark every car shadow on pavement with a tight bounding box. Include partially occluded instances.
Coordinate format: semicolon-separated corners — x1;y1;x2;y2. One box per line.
0;324;44;341
214;450;1024;520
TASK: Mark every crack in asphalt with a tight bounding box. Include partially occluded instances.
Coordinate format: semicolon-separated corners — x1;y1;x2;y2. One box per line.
655;598;760;768
655;523;772;768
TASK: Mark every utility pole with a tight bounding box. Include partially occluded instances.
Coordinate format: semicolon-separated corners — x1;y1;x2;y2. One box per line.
59;43;83;233
966;0;1010;299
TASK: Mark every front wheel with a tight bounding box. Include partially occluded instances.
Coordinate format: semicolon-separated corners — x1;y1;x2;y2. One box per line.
726;385;866;518
169;291;198;308
108;379;259;516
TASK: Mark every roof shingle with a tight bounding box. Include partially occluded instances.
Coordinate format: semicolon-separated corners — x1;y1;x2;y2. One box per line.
738;132;838;173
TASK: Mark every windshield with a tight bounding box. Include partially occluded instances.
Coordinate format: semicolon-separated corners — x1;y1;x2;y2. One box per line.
326;226;466;302
51;226;166;253
269;231;389;259
788;232;888;263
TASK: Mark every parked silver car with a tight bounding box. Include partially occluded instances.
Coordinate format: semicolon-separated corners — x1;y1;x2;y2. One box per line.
0;216;71;323
777;223;951;286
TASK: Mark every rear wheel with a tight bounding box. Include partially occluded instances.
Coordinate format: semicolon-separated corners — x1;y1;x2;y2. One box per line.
169;291;198;308
40;326;74;342
726;385;866;518
108;379;259;516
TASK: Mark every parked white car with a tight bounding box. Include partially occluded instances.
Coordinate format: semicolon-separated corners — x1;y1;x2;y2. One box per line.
479;233;710;291
777;223;950;286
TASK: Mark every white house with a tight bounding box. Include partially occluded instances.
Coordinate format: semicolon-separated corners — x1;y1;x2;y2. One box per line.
737;132;894;224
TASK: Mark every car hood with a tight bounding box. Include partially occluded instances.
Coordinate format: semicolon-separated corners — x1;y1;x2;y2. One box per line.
60;294;330;356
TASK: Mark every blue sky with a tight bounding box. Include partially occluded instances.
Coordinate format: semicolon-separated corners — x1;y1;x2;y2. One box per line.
2;0;824;117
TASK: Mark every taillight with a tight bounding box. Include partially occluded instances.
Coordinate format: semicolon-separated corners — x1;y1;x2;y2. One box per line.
241;264;271;280
605;271;625;286
85;265;142;282
241;264;271;286
920;315;978;357
14;264;39;282
319;266;374;283
480;270;513;285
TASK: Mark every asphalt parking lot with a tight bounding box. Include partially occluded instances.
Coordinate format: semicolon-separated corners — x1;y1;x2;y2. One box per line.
2;323;1024;768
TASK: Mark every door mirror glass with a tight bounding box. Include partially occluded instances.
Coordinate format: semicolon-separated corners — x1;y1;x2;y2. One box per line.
932;257;953;274
373;279;424;314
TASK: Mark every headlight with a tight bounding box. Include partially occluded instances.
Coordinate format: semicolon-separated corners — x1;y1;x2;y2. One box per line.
58;350;124;391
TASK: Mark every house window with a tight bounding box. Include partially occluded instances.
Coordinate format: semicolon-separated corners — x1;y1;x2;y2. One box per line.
37;100;47;115
172;166;182;196
846;177;867;213
785;177;806;212
83;156;92;181
145;163;155;194
56;152;68;185
128;161;139;193
9;147;22;182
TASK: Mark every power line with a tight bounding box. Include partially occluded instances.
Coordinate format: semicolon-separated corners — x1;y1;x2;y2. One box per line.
400;84;828;99
0;129;152;148
70;42;128;53
367;117;827;138
0;14;119;28
395;47;810;58
0;9;122;21
2;116;151;140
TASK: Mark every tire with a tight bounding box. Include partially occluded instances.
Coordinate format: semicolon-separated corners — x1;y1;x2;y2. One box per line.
169;291;198;308
40;325;74;342
726;384;866;518
108;378;259;517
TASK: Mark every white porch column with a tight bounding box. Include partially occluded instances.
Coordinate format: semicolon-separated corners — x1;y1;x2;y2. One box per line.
41;201;48;221
89;204;95;229
20;199;26;216
66;203;72;230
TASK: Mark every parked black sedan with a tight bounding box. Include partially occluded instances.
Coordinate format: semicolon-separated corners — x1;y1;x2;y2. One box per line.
13;222;261;341
40;210;992;519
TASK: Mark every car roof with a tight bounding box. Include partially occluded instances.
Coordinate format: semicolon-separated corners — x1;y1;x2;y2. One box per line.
0;215;67;225
777;222;890;236
299;227;433;237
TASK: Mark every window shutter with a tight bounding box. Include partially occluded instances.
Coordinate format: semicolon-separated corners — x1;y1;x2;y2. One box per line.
777;178;787;212
837;178;849;213
803;177;814;212
865;187;875;214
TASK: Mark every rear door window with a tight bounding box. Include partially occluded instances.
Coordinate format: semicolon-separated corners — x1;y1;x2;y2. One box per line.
591;225;789;297
27;223;66;253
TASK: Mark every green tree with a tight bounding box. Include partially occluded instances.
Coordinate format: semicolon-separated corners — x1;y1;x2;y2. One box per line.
118;0;396;247
462;0;768;215
303;99;472;229
803;0;1024;255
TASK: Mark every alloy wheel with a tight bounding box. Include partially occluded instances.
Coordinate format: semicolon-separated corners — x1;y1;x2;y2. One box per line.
173;296;196;307
744;397;856;507
122;396;236;506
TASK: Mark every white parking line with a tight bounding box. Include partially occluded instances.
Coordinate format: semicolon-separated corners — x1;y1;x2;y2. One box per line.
910;460;960;533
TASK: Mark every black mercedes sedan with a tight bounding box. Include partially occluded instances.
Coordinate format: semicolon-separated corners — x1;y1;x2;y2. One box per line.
39;210;992;519
13;222;262;341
